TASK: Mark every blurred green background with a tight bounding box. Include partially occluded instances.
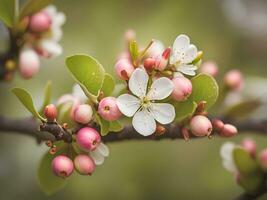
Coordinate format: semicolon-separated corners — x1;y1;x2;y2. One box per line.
1;0;267;199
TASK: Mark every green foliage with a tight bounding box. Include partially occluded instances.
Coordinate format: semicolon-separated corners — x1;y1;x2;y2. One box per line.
12;87;46;121
19;0;53;19
173;101;197;121
39;81;52;115
233;147;264;195
189;73;219;110
101;73;115;96
95;114;123;136
57;102;75;128
37;142;68;195
109;120;123;132
224;100;262;119
0;0;17;27
66;55;105;102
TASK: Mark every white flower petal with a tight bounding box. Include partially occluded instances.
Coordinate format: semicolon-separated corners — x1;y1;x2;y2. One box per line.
129;68;148;98
132;109;156;136
173;34;190;53
44;5;57;17
147;40;165;57
90;150;105;165
177;65;197;76
39;40;62;57
116;94;140;117
173;72;184;78
149;103;175;124
53;12;66;27
51;27;63;42
222;159;238;173
147;77;174;100
182;44;198;63
96;143;109;157
72;84;88;102
220;142;236;160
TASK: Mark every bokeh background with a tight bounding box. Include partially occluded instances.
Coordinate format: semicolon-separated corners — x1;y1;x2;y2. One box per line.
1;0;267;199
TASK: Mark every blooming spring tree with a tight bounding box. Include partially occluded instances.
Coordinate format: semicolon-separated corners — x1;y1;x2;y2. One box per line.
0;1;267;199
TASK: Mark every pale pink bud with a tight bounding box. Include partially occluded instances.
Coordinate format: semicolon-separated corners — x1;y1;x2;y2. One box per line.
115;58;135;80
19;49;40;79
212;119;224;132
144;57;155;71
74;154;96;175
73;104;93;124
124;29;136;42
117;51;131;61
51;155;74;178
154;48;171;71
224;69;243;91
220;124;238;137
76;127;101;151
200;61;218;77
259;149;267;171
190;115;212;137
29;11;51;33
98;97;122;121
44;104;57;122
241;138;256;157
171;76;192;101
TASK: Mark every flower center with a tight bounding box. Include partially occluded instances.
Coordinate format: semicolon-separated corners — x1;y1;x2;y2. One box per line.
140;96;150;108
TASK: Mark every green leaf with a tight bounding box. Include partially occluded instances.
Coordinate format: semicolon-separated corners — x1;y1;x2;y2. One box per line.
224;100;262;119
101;73;115;97
173;101;197;121
20;0;53;19
0;0;17;27
189;73;219;110
109;120;123;132
66;55;105;101
95;114;110;136
112;83;127;97
37;142;68;195
57;102;75;128
12;88;46;121
129;40;138;65
239;174;264;195
39;81;52;115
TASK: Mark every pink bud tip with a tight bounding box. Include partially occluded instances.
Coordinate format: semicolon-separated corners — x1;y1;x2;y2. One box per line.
241;138;256;157
162;47;171;60
44;104;57;122
124;29;136;42
212;119;224;132
76;127;101;151
115;59;135;80
73;104;93;124
200;61;218;77
51;155;74;178
19;49;40;79
224;69;243;91
259;149;267;171
74;154;96;175
220;124;238;137
29;11;51;33
98;97;122;121
144;58;155;71
190;115;212;137
171;76;192;101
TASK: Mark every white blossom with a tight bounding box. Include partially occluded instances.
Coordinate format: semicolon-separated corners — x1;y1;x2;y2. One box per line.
220;142;238;174
117;68;175;136
89;143;109;165
170;34;198;76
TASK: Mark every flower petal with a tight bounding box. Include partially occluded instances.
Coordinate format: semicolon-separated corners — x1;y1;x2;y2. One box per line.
90;150;105;165
132;109;156;136
39;40;62;57
220;142;236;160
116;94;140;117
147;77;174;100
129;68;148;98
182;44;198;63
72;84;88;102
173;34;190;53
149;103;175;124
177;65;197;76
96;143;109;157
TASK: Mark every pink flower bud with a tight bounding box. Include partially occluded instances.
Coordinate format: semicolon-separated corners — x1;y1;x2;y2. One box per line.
200;61;218;77
76;127;101;151
220;124;238;137
115;59;135;80
74;154;96;175
154;48;171;71
171;76;192;101
162;48;171;60
190;115;212;137
259;149;267;171
19;49;40;79
241;138;256;157
51;155;74;178
224;69;243;91
73;104;93;124
212;119;224;132
144;58;155;71
29;11;51;33
124;29;136;43
44;104;57;122
98;97;122;121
